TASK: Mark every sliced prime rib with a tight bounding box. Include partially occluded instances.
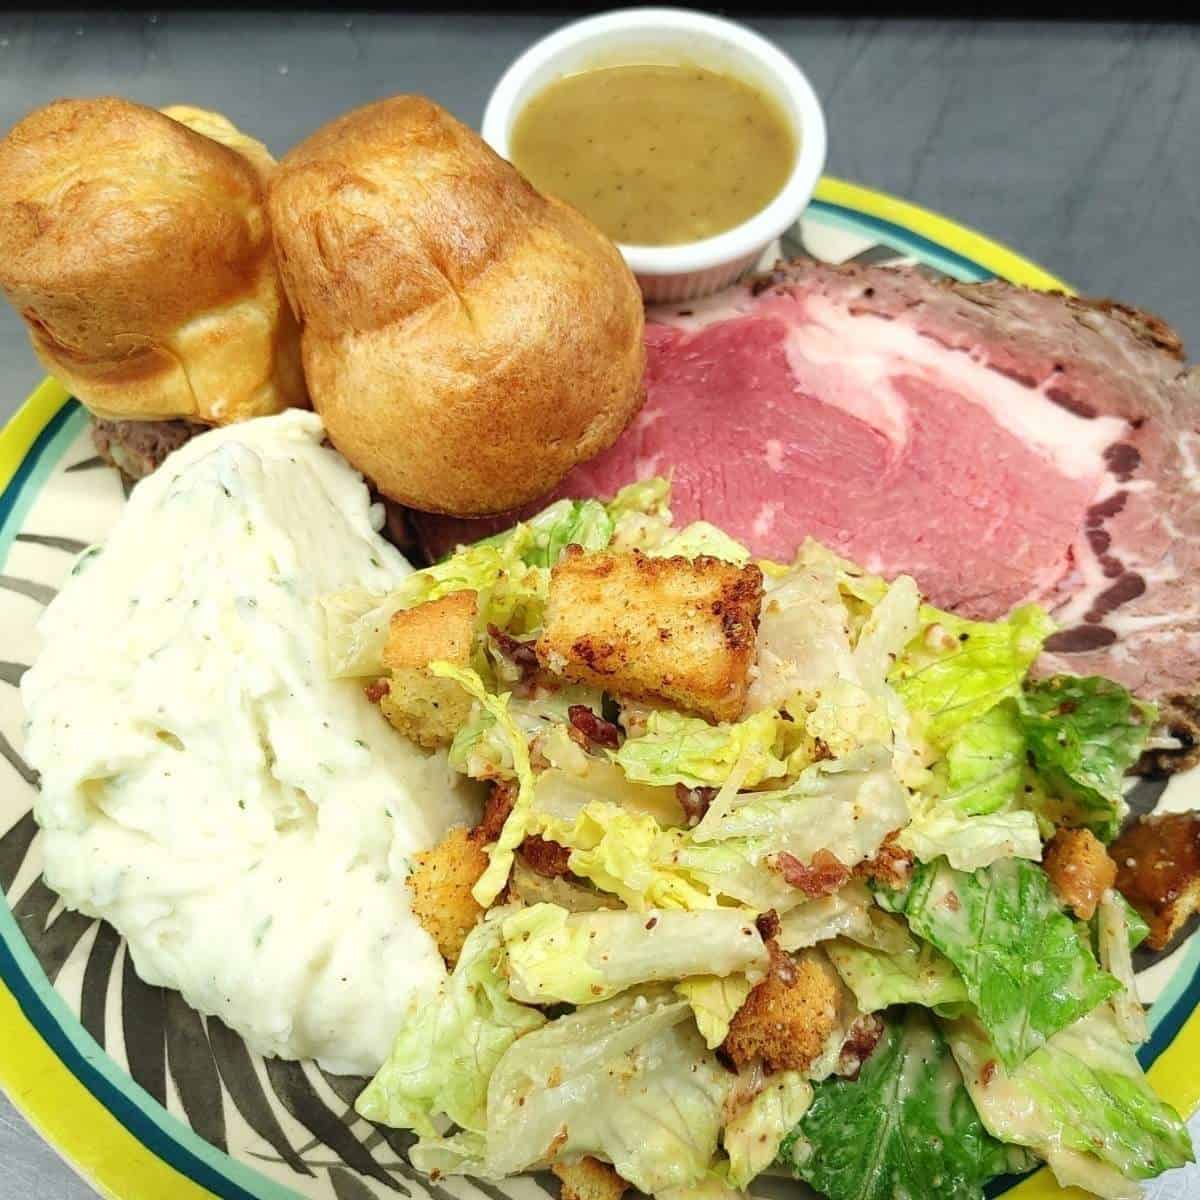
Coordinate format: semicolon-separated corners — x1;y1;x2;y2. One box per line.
412;261;1200;698
91;417;206;480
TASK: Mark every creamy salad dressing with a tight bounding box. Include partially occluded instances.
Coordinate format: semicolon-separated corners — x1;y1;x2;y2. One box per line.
22;411;476;1074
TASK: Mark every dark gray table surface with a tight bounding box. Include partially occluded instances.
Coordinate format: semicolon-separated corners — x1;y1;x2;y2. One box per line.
1;11;1198;1200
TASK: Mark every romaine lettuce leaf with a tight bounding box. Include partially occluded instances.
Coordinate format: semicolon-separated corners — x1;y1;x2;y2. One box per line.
945;1005;1194;1197
825;914;968;1012
778;1009;1031;1200
1016;675;1156;842
891;604;1053;746
898;807;1043;872
1096;890;1149;1044
432;664;535;905
745;543;860;714
355;911;545;1137
613;709;789;790
890;857;1120;1067
898;701;1041;870
533;758;685;828
942;701;1026;816
693;744;909;863
670;747;909;913
676;974;754;1049
775;884;876;952
485;989;732;1193
724;1071;813;1188
501;904;768;1005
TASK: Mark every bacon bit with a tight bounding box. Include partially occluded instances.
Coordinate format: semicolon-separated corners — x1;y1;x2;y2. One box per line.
811;737;833;762
836;1013;885;1081
676;783;718;826
519;835;574;878
473;780;516;844
766;938;797;985
488;624;540;675
980;1059;998;1086
645;916;659;930
363;678;390;704
755;909;781;941
568;704;622;749
854;833;914;889
775;849;851;897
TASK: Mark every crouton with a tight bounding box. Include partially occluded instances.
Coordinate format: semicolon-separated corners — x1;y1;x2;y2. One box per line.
1042;827;1116;920
406;825;487;964
552;1159;627;1200
537;549;763;724
1112;811;1200;951
723;945;840;1073
379;590;478;748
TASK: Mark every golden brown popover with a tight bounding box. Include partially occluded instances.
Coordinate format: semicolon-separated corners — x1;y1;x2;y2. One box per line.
267;95;644;516
0;98;305;424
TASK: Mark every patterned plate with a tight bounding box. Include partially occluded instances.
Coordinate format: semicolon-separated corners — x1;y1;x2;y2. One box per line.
1;178;1197;1200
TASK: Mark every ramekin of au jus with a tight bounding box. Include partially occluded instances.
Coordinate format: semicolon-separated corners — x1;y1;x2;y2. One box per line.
482;7;827;303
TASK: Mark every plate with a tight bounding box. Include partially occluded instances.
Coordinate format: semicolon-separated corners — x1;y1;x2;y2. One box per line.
1;178;1196;1200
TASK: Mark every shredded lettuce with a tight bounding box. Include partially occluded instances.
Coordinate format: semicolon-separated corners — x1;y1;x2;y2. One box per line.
501;904;768;1005
477;497;614;568
724;1071;813;1188
355;911;545;1138
1016;676;1156;842
889;857;1120;1067
677;974;754;1049
432;663;535;905
946;1006;1194;1197
606;477;676;552
485;989;732;1193
325;538;545;678
613;709;790;790
529;798;710;910
652;521;751;564
779;1010;1031;1200
891;604;1053;746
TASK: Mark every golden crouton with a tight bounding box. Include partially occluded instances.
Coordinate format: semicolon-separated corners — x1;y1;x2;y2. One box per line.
406;825;487;964
1112;811;1200;950
1042;827;1116;921
552;1159;628;1200
379;590;478;748
723;945;840;1073
536;549;763;724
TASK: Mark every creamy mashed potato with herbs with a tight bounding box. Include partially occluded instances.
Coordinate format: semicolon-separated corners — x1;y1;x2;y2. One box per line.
21;411;476;1074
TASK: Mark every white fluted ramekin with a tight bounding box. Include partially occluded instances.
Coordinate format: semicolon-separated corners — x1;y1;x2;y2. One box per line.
481;7;827;304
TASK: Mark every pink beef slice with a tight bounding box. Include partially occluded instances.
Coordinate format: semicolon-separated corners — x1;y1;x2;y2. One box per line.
412;262;1200;697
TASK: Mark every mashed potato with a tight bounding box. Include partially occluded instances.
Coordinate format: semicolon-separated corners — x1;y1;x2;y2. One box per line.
21;411;476;1074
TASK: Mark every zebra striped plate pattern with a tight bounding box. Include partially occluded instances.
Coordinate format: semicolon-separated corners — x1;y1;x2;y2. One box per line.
0;179;1197;1200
